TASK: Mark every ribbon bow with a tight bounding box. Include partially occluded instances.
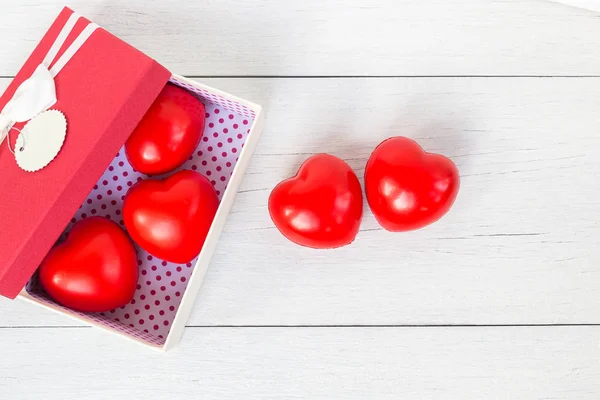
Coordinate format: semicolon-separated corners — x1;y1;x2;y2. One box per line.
0;13;98;152
0;64;57;144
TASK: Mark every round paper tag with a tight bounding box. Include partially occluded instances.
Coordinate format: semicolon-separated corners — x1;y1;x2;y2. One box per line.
14;110;67;172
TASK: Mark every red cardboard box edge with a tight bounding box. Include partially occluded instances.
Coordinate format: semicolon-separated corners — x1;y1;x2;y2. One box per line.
0;7;172;299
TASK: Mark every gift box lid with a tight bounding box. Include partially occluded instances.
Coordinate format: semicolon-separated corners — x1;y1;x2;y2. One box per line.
0;7;172;299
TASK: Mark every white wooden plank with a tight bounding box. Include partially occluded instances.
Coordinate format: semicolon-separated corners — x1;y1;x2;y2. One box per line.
551;0;600;13
190;77;600;326
1;77;599;327
1;326;599;399
0;0;600;76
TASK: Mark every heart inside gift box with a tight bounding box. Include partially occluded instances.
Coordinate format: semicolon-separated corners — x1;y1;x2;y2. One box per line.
25;77;256;347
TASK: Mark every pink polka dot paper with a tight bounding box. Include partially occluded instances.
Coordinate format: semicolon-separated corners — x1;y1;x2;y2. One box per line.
26;78;256;346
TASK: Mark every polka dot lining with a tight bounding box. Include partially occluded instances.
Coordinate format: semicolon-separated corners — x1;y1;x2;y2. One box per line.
26;77;256;347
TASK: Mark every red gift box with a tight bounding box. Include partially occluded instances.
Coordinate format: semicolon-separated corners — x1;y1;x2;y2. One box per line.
0;7;265;350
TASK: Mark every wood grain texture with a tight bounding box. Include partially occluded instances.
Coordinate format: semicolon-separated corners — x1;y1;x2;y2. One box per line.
1;77;599;327
1;0;600;76
1;326;600;399
2;3;600;397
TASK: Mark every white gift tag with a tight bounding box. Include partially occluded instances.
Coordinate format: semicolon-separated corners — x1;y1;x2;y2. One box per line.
14;110;67;172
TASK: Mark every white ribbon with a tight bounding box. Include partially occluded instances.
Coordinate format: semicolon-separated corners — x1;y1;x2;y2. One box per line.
0;65;56;144
0;13;98;148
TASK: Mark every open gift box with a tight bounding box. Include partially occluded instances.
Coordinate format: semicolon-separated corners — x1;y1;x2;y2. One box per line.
0;7;265;350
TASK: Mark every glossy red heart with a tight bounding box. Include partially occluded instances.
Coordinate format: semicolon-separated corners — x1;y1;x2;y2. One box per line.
125;83;206;175
123;170;219;263
39;217;139;312
365;136;460;232
268;154;363;249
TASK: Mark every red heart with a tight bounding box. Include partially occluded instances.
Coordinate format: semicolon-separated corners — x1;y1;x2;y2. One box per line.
365;136;460;232
123;170;219;263
39;217;139;312
125;83;206;175
268;154;363;249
